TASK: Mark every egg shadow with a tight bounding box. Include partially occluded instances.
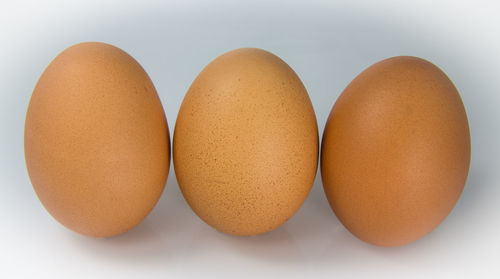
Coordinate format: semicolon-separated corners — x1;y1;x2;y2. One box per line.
68;170;191;263
202;227;303;264
308;163;496;270
212;174;336;264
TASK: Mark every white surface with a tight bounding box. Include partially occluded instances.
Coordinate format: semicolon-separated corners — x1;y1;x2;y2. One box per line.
1;0;499;278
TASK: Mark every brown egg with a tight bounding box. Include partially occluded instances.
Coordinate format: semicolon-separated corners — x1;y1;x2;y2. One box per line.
24;42;170;237
174;48;318;236
321;56;470;247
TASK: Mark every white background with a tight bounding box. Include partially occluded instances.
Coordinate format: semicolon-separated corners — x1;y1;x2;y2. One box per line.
1;0;499;278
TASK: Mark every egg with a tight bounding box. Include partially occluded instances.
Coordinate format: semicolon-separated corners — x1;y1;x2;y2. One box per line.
321;56;470;246
173;48;318;236
24;42;170;237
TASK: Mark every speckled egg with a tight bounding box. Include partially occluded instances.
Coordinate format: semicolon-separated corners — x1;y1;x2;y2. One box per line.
24;42;170;237
321;56;471;246
173;48;318;236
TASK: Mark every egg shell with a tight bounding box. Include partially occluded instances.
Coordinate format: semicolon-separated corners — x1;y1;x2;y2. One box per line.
24;42;170;237
321;56;471;247
173;48;318;236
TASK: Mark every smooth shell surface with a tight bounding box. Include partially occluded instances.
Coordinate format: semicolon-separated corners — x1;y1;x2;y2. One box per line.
321;56;470;247
174;48;318;236
25;42;170;237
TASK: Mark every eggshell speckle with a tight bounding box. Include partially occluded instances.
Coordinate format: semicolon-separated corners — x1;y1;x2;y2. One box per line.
173;48;318;236
24;42;170;237
321;56;471;246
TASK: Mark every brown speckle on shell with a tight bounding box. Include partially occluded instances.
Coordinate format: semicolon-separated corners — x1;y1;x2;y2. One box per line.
24;42;170;237
321;56;471;246
173;48;318;236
